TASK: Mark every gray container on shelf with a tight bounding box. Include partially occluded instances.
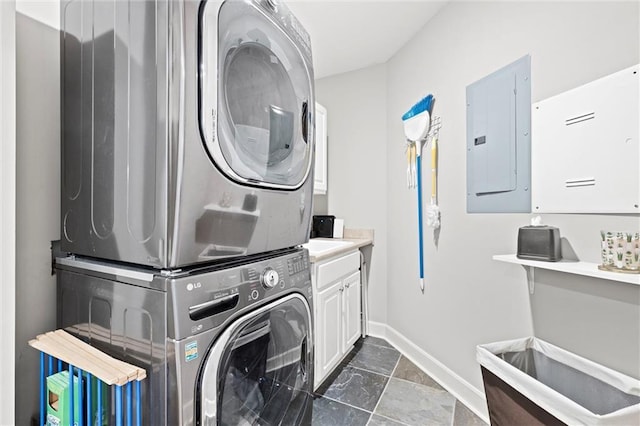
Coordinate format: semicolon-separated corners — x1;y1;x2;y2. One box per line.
517;225;561;262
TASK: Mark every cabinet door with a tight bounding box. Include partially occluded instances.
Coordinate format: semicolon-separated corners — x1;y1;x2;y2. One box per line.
342;271;361;352
313;103;327;195
315;280;343;387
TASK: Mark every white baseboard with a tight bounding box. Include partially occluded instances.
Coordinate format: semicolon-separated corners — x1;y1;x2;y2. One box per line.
367;320;387;338
367;321;490;423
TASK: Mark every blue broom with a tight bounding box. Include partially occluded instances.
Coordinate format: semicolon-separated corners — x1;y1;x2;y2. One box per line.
402;95;434;293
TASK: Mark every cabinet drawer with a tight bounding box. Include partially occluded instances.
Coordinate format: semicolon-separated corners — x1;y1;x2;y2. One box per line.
316;250;360;291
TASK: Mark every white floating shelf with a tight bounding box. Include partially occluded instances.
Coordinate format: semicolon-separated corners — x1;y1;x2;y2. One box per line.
493;254;640;286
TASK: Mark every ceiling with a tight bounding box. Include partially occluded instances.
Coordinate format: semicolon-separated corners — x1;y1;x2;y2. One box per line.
14;1;447;80
286;1;448;79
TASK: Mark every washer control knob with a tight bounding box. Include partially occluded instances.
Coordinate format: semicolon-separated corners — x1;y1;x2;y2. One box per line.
262;267;279;289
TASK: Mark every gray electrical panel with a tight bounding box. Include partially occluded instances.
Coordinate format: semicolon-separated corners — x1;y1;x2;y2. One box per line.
466;55;531;213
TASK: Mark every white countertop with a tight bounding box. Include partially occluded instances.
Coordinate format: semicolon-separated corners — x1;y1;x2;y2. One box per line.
304;229;374;263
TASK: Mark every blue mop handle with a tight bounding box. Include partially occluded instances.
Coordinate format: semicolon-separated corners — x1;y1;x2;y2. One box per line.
416;147;425;292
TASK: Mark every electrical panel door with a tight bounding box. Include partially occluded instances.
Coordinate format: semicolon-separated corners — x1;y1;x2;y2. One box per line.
466;56;531;213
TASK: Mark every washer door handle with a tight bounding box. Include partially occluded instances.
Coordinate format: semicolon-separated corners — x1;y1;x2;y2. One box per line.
189;294;239;321
300;335;308;379
301;101;309;143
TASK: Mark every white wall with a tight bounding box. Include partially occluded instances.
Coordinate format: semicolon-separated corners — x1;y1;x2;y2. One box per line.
14;1;60;423
319;0;639;419
386;0;639;415
16;0;58;29
530;270;640;378
1;1;17;424
316;64;389;325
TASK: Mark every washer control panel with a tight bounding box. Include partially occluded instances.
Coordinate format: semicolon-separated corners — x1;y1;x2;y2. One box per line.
169;249;311;340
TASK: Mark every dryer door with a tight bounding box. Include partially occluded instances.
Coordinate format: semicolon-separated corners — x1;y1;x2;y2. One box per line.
200;0;314;189
198;293;313;425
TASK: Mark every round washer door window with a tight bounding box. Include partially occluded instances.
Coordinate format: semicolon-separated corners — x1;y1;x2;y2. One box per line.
198;294;313;425
200;0;313;188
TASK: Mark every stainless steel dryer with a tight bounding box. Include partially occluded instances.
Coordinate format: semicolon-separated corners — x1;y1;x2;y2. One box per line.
60;0;315;268
56;247;314;425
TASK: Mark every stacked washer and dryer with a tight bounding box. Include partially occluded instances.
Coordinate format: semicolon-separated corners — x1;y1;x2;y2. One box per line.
55;0;316;424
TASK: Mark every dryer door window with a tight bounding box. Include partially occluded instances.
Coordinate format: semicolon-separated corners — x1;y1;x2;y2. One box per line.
200;0;314;189
198;294;313;425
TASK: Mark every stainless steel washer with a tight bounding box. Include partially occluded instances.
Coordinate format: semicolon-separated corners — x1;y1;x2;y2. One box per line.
56;247;313;425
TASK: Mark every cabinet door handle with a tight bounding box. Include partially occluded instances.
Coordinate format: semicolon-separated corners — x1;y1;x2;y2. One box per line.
339;285;344;292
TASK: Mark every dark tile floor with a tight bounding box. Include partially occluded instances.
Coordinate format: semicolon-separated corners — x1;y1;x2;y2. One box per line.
312;337;487;426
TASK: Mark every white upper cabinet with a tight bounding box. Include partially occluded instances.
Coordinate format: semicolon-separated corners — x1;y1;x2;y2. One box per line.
314;103;327;195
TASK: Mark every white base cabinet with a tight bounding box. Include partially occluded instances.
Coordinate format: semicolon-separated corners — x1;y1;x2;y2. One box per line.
312;250;361;389
343;271;361;350
316;280;343;381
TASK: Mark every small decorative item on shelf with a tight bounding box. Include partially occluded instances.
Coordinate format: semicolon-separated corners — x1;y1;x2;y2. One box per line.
599;231;640;274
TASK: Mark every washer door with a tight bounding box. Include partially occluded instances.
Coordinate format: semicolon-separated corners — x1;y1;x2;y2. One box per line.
200;0;314;189
198;294;313;425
